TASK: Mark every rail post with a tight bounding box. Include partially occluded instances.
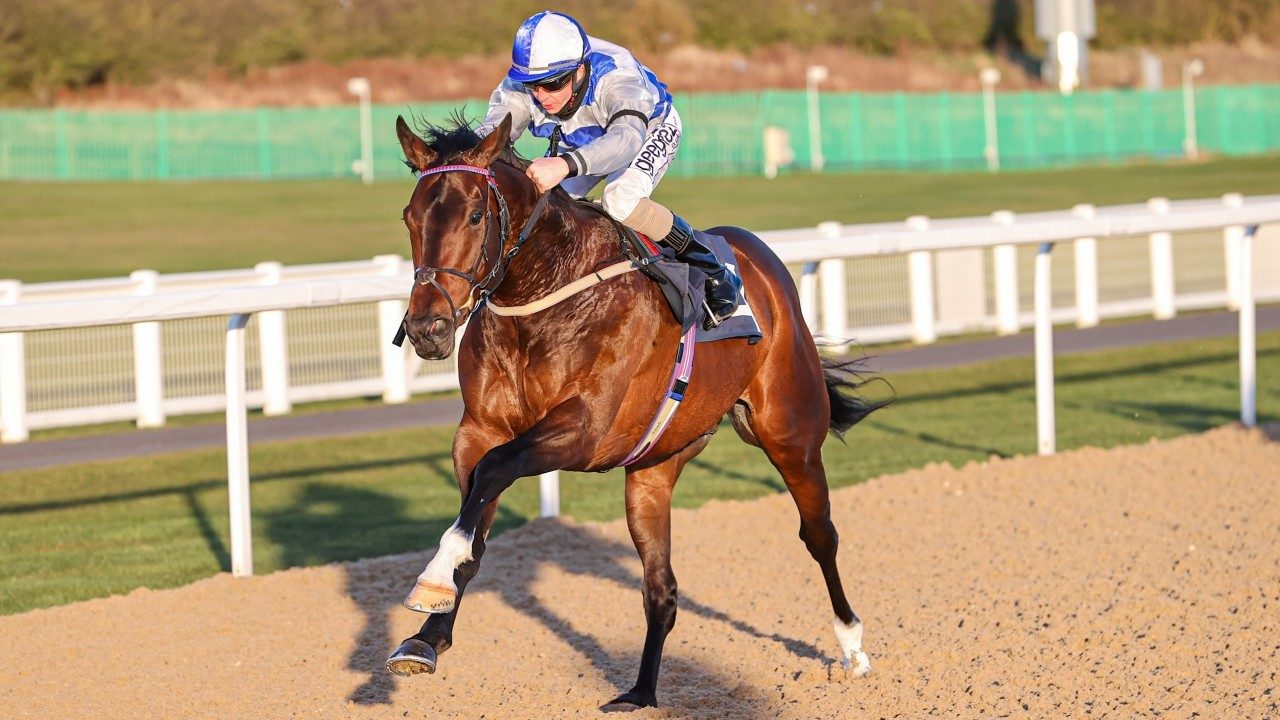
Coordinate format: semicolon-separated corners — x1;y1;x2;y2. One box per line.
0;280;28;443
539;472;560;518
1034;243;1057;456
799;261;819;335
376;255;410;403
255;262;291;416
131;270;165;428
817;222;846;347
1148;197;1176;320
992;211;1019;335
1240;225;1258;427
906;216;937;344
1222;194;1244;310
226;313;254;577
1072;204;1100;328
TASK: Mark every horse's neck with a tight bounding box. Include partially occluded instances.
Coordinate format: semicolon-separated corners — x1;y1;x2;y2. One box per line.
488;191;618;308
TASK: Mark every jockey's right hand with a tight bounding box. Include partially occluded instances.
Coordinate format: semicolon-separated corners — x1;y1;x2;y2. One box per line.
526;156;570;194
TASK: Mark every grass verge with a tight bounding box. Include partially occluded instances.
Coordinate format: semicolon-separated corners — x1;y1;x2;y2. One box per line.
1;330;1275;615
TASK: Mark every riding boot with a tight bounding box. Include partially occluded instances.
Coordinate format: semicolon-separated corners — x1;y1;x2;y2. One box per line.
658;215;742;329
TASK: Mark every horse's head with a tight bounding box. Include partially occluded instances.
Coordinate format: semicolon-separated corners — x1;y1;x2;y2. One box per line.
396;113;519;360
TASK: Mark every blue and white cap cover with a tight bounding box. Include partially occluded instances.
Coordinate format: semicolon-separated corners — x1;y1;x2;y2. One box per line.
508;11;589;84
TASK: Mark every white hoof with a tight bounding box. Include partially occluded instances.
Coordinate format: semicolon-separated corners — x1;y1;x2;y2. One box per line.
842;650;872;677
833;617;870;677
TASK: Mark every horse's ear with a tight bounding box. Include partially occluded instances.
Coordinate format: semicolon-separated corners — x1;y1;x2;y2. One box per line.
465;113;512;168
397;115;436;172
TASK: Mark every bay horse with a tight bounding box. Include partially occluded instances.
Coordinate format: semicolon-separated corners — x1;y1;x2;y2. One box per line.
387;112;888;709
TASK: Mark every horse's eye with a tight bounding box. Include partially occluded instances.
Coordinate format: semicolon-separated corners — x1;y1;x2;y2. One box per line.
469;210;484;225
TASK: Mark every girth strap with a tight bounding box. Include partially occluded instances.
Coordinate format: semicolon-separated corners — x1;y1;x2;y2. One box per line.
617;323;697;467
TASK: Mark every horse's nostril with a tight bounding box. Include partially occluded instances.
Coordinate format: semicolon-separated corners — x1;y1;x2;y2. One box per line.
428;318;451;336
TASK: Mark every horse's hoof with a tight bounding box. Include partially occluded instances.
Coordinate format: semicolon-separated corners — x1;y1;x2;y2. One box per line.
600;689;656;712
386;638;437;677
403;579;457;614
841;651;872;677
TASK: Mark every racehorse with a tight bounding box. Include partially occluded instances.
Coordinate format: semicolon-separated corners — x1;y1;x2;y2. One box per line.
386;112;889;709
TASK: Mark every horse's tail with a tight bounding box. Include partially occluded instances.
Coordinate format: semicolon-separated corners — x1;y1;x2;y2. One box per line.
822;356;893;440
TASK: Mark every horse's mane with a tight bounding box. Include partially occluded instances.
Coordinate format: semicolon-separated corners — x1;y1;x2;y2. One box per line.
407;110;530;172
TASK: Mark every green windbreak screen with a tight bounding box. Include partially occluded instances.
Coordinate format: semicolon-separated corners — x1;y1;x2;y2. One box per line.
1;85;1276;181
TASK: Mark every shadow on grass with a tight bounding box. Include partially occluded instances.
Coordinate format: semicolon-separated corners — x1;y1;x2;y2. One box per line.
0;451;453;516
688;453;787;493
867;419;1012;458
894;346;1279;407
0;451;459;609
1091;399;1242;433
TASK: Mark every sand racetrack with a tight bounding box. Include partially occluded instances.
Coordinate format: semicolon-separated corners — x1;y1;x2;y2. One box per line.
3;426;1278;719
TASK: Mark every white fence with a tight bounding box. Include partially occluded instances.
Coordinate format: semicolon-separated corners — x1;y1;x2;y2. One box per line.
1;194;1277;575
4;195;1278;446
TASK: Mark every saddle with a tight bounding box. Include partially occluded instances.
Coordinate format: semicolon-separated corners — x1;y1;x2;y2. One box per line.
573;198;759;344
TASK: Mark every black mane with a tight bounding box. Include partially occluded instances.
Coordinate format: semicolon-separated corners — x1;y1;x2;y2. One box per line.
408;110;529;171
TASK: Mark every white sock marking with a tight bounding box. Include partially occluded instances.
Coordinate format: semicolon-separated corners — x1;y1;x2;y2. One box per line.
833;617;872;676
418;522;474;588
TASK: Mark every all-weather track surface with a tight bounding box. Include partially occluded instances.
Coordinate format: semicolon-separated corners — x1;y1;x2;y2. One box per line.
1;425;1277;718
2;306;1277;472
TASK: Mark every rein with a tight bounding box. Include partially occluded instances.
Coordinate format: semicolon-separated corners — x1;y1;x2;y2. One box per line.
407;161;651;321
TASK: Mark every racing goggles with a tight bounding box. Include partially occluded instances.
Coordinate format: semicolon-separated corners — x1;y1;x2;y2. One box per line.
522;69;576;92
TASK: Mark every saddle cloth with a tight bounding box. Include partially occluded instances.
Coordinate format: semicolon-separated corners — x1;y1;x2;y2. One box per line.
691;233;761;344
635;231;761;345
570;199;760;344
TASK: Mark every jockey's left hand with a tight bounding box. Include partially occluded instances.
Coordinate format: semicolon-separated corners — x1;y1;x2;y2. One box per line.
526;156;570;194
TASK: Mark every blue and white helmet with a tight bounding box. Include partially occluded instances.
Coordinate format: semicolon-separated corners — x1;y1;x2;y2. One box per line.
507;11;589;84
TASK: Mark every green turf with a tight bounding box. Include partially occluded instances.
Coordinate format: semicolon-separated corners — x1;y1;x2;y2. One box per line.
2;155;1277;283
2;330;1275;615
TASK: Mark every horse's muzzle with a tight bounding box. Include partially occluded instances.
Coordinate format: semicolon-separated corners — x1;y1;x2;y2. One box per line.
405;316;456;360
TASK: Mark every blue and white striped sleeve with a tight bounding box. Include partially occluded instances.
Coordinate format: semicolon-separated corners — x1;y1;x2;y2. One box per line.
570;76;654;177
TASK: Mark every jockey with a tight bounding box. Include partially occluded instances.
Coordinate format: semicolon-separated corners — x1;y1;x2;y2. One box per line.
476;10;741;328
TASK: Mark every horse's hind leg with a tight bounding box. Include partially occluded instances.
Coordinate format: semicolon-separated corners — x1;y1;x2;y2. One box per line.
604;434;712;711
740;353;871;675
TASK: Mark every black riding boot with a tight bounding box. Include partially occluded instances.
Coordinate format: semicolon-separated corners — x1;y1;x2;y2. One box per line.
659;215;742;329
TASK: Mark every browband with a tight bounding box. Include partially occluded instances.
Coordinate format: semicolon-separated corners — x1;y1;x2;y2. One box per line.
416;164;496;183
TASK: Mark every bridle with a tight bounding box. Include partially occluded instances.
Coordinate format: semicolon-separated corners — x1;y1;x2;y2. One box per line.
407;162;558;324
409;164;512;325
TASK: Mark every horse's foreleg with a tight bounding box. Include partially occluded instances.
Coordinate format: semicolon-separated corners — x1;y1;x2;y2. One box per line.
388;422;502;676
387;503;499;676
604;436;710;711
404;398;589;616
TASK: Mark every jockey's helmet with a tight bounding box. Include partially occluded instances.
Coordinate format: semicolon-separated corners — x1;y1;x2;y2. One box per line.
507;11;589;86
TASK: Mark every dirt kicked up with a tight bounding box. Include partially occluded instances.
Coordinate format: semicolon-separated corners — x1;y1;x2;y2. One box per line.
3;425;1277;719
